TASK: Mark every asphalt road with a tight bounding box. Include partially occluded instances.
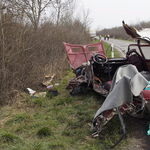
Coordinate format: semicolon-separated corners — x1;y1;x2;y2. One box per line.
102;38;137;57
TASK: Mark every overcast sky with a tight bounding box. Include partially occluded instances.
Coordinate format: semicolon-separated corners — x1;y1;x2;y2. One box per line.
80;0;150;30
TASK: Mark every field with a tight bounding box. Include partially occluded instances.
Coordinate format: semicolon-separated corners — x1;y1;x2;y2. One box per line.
2;41;149;150
0;67;132;150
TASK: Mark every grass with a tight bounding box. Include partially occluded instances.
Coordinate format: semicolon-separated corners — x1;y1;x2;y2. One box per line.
103;41;120;58
93;39;120;58
37;127;52;137
0;69;131;150
0;43;129;149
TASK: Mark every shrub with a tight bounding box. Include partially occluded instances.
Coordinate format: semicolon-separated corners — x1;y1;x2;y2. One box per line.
37;127;52;137
1;133;18;143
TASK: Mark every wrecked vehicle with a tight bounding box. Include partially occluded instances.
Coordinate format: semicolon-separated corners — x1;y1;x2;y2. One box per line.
63;21;150;147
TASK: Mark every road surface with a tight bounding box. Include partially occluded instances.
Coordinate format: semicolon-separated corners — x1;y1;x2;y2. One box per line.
102;38;137;57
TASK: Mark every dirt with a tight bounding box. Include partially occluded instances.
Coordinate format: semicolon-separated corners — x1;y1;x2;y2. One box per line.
123;115;150;150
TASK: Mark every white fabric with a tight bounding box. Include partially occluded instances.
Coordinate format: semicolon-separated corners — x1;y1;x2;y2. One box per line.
94;64;148;119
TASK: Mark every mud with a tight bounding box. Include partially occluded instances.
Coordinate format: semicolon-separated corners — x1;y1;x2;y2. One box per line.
123;115;150;150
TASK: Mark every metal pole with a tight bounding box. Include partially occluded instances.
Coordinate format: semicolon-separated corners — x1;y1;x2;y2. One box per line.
111;44;114;58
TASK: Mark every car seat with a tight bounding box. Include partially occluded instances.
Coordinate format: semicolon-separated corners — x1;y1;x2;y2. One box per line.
126;49;149;72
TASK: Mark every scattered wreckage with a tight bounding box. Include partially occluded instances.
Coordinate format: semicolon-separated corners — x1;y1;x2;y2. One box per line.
63;21;150;147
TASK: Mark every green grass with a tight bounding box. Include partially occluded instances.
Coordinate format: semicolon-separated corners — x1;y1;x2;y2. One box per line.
5;113;31;125
93;39;120;58
103;42;120;58
0;70;130;150
37;127;52;137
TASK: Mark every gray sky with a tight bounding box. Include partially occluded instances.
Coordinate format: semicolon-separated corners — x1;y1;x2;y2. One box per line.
81;0;150;30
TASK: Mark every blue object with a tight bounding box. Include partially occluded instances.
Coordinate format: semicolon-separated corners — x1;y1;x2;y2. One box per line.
76;69;81;74
145;81;150;90
147;124;150;135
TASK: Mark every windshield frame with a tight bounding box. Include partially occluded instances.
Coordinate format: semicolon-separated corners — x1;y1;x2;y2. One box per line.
128;43;150;61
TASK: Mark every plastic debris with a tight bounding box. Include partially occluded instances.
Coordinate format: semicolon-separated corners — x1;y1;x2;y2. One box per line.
147;124;150;135
27;88;36;96
54;83;59;86
145;81;150;90
47;85;53;89
26;88;46;98
42;74;55;86
34;92;47;98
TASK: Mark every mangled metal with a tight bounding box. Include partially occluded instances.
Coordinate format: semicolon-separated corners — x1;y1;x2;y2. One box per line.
64;42;127;97
91;64;148;147
64;21;150;147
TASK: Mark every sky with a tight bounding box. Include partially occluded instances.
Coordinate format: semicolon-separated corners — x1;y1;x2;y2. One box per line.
80;0;150;30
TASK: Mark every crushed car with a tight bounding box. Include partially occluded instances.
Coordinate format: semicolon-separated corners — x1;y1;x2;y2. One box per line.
63;21;150;147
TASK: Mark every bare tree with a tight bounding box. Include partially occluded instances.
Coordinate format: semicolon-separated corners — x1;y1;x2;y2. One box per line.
51;0;75;26
0;0;5;80
0;0;91;105
6;0;52;30
80;8;92;30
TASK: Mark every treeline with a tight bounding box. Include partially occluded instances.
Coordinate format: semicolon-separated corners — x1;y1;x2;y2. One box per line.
0;0;92;105
97;20;150;40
